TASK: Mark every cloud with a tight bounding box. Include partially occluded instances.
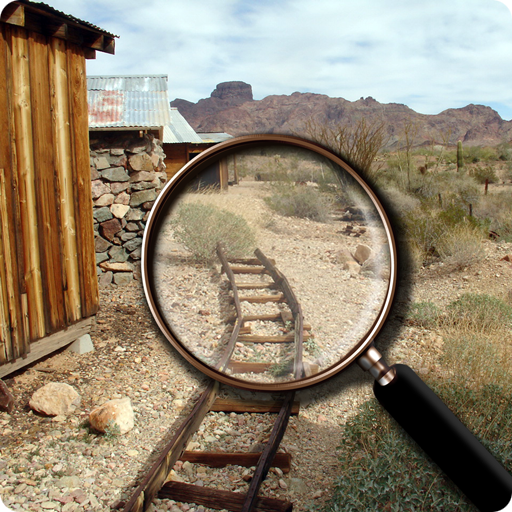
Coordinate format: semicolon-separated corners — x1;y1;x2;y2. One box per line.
3;0;512;119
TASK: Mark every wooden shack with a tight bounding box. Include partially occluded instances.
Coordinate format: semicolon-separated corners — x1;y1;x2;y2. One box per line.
0;1;116;377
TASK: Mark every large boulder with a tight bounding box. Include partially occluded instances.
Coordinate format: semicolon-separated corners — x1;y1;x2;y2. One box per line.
89;397;134;435
29;382;80;416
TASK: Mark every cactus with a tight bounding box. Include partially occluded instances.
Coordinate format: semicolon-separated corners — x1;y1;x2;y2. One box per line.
457;140;464;172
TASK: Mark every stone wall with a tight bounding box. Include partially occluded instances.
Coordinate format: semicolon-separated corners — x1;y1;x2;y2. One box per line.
90;133;167;286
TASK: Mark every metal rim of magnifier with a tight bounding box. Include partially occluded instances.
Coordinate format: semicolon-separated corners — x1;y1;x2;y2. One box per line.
141;134;397;392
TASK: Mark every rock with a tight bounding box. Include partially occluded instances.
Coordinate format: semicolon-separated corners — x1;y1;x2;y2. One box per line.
343;260;360;275
93;156;110;170
91;180;111;199
114;191;130;205
123;238;142;252
130;189;157;207
108;246;129;263
0;380;14;413
126;209;145;221
110;204;130;219
353;244;373;264
129;153;153;172
110;181;130;195
99;261;133;272
94;193;115;207
99;218;122;242
130;171;155;182
113;272;134;286
94;235;112;253
335;247;356;265
101;167;130;182
89;397;134;435
93;206;113;223
29;383;80;416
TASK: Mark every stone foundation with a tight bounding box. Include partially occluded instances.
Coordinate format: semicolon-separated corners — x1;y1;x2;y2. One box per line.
90;133;166;285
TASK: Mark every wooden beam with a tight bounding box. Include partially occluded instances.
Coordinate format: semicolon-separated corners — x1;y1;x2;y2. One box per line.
237;294;284;304
0;3;24;27
241;392;295;512
211;397;300;415
159;482;293;512
179;451;291;472
0;317;93;378
122;380;220;512
227;361;272;374
237;334;294;343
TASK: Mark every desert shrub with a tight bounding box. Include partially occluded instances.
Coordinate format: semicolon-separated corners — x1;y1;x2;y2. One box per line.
474;190;512;242
444;293;512;333
464;146;498;163
470;165;499;184
436;223;486;269
326;399;475;512
406;301;441;328
264;183;331;222
170;203;256;262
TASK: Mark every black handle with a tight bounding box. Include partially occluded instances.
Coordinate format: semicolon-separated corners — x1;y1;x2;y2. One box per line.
373;364;512;512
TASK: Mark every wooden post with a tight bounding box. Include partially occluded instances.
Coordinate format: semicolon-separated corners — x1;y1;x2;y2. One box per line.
485;178;489;195
11;26;45;341
49;36;81;323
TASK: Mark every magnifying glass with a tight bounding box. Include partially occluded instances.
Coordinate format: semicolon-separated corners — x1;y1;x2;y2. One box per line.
141;134;512;512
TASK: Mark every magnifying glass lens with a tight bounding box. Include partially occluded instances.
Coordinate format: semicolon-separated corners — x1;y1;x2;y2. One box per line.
143;136;395;390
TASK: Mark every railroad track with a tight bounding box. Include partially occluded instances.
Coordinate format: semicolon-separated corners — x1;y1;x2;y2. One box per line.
122;246;314;512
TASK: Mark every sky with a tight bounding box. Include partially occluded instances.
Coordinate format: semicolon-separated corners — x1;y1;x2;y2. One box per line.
3;0;512;120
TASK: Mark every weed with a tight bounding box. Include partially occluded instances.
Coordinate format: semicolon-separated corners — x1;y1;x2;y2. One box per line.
170;203;256;263
470;165;499;184
264;183;332;222
444;293;512;333
406;302;441;328
103;420;121;442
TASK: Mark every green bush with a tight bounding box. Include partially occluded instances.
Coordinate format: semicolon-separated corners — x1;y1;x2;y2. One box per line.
264;184;332;222
470;165;499;184
406;302;441;328
170;203;256;262
326;400;474;512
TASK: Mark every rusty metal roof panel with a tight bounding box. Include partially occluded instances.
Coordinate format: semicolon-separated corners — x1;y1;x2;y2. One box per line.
163;108;204;144
87;75;171;129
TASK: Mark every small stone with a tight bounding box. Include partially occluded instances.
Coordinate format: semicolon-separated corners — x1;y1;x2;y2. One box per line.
115;191;131;205
130;189;157;207
111;204;130;219
99;218;122;242
110;181;130;195
129;153;153;171
113;272;134;286
126;450;139;457
101;167;130;182
91;180;111;199
94;193;115;207
130;171;155;182
95;235;112;253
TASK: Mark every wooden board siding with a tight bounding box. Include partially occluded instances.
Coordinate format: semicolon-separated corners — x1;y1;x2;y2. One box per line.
0;22;99;367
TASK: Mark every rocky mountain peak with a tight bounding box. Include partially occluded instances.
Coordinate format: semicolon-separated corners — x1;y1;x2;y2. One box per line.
210;81;253;105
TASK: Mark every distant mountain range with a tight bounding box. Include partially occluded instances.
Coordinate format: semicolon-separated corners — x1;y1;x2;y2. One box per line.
171;81;512;148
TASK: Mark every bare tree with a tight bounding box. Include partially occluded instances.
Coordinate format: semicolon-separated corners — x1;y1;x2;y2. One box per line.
300;117;388;184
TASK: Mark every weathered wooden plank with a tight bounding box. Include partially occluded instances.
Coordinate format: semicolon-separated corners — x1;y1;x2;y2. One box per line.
159;482;293;512
230;267;268;275
237;334;294;343
211;398;300;415
227;258;275;266
234;283;276;290
0;169;12;362
0;25;25;360
10;26;45;343
67;43;99;319
179;451;292;472
28;31;66;334
122;380;220;512
0;317;93;378
49;36;81;323
216;244;244;372
237;294;284;304
227;361;272;374
241;392;295;512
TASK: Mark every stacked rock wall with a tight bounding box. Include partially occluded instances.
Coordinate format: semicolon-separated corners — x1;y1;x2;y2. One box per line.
90;133;167;286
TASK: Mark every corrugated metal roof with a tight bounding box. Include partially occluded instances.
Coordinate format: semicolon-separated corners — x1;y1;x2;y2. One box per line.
87;75;171;129
197;132;234;143
17;0;118;37
163;108;204;144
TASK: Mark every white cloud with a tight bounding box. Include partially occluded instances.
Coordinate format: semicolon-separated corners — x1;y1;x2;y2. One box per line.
3;0;512;119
